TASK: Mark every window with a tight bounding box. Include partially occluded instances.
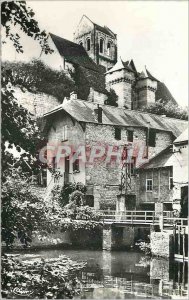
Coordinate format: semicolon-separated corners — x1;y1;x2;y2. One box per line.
115;127;121;140
86;38;90;51
127;130;133;142
130;158;136;175
62;125;68;141
73;155;80;172
79;41;83;46
99;38;104;53
107;41;111;55
169;167;173;189
148;129;156;147
146;179;153;191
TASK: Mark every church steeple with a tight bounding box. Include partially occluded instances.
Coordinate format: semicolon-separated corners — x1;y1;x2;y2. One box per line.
74;15;117;70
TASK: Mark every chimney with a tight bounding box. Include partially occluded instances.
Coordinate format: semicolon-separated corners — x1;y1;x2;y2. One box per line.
94;104;102;123
70;91;77;100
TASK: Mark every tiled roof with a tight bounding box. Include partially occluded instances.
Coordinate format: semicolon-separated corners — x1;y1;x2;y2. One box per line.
50;33;100;72
138;146;173;170
44;100;187;137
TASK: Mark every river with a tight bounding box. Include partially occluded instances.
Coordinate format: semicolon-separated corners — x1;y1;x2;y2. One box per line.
20;249;187;299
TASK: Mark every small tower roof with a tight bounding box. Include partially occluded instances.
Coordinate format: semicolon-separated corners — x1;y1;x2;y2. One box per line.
106;56;125;74
138;66;158;81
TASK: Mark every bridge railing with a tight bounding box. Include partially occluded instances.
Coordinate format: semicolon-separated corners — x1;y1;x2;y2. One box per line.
98;210;159;224
97;210;185;226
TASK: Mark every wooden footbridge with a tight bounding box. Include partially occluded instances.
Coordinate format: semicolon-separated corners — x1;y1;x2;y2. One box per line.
98;210;188;229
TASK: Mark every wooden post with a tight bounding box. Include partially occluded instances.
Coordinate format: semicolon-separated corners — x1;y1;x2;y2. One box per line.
183;227;185;261
178;226;181;256
145;211;147;223
173;224;176;257
153;211;155;224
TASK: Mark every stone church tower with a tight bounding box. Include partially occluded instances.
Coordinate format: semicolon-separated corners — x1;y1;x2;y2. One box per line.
74;15;117;70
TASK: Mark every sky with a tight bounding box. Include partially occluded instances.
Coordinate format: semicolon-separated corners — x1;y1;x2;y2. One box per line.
2;1;188;107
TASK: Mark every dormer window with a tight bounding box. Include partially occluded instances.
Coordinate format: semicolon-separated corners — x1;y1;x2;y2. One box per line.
86;38;90;51
100;38;104;53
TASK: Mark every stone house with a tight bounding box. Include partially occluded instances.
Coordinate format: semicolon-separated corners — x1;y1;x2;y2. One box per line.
43;97;187;210
137;128;188;214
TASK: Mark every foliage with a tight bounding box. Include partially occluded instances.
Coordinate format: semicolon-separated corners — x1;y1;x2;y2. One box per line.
2;60;76;102
2;254;85;299
1;171;55;249
56;182;87;207
105;88;118;107
1;1;53;54
49;182;102;233
1;65;45;179
140;100;188;120
135;241;151;255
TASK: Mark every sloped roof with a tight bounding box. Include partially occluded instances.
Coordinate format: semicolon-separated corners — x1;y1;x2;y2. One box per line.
50;33;99;72
139;146;173;170
155;81;177;105
174;128;188;144
95;24;116;38
44;100;187;137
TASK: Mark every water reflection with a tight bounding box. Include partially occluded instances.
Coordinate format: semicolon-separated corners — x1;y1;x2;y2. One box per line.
25;249;188;299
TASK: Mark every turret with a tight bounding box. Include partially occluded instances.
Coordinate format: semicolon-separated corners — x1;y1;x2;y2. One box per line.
135;68;158;109
105;57;136;108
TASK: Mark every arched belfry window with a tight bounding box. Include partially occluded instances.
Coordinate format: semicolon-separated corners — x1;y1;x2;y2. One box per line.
99;38;104;53
86;38;90;51
107;41;112;55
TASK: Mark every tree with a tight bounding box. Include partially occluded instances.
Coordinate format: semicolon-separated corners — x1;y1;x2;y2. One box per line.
105;88;118;107
140;100;188;120
1;1;53;54
1;1;54;248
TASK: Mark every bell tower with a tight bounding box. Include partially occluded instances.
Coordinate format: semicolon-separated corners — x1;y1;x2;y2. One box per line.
74;15;117;70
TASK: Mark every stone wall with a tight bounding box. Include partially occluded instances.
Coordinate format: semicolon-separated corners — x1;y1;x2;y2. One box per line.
13;87;60;117
88;87;108;104
150;231;174;258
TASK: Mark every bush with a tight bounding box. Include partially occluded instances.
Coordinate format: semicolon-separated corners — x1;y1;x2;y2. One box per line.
1;254;85;299
105;88;118;107
2;60;76;102
140;100;188;120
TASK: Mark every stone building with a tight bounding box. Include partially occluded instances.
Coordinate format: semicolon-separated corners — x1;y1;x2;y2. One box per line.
137;128;188;213
44;98;187;210
39;15;177;111
106;57;178;109
73;15;117;70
